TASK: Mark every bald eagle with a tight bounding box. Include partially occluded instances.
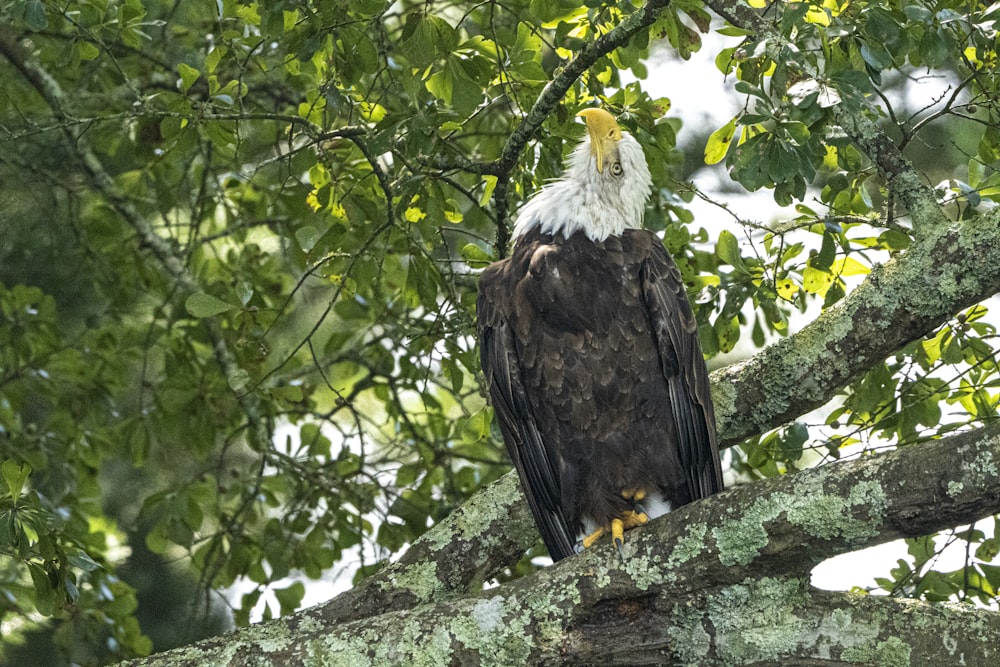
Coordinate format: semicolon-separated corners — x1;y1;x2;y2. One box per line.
477;109;723;561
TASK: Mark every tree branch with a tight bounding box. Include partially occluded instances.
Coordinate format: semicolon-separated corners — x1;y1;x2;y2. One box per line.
0;30;267;444
121;422;1000;665
560;586;1000;665
712;206;1000;446
301;473;536;627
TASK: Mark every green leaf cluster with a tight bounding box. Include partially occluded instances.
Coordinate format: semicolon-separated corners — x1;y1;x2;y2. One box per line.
875;522;1000;606
0;285;149;661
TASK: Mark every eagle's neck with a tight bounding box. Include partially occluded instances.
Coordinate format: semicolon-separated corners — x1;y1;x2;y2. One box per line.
512;134;652;243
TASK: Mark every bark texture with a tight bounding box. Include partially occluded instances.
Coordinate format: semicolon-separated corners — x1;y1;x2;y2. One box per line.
122;424;1000;666
712;205;1000;446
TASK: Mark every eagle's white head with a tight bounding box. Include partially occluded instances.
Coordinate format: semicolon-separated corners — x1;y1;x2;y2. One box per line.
512;108;653;243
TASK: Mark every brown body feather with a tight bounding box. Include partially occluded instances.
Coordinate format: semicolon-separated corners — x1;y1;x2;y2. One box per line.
477;226;723;560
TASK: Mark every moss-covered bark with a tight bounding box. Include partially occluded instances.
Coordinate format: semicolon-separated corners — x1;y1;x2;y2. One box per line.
122;425;1000;666
113;578;1000;666
301;472;536;628
712;205;1000;446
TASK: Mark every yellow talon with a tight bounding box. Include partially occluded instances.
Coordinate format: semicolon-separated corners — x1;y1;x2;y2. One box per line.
611;518;626;555
582;526;606;549
622;510;649;529
581;511;650;557
622;487;647;502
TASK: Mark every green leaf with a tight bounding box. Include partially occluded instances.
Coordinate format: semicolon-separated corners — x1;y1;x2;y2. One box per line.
272;385;303;403
528;0;574;23
714;315;740;353
395;462;423;488
2;460;31;499
802;265;831;295
426;60;483;116
878;229;912;251
68;551;102;572
76;41;101;62
405;254;440;308
295;225;321;252
814;230;837;270
401;14;457;69
480;175;498;206
425;69;453;106
447;61;484;117
981;564;1000;592
185;292;235;318
23;0;48;31
903;5;932;22
177;63;201;93
160;115;184;140
205;47;224;74
462;243;492;268
273;581;304;614
779;423;808;462
205;120;237;147
29;563;56;616
716;229;749;275
705;117;737;165
775;278;798;300
859;43;889;71
302;423;331;458
377;522;408;552
227;368;251;392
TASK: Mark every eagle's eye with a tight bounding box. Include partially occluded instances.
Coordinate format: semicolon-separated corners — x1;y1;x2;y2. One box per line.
610;161;624;176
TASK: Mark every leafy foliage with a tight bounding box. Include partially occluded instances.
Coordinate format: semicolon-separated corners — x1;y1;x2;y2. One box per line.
0;0;998;663
710;0;1000;607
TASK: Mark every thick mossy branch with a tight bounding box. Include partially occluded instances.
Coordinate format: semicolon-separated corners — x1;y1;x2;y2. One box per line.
127;581;1000;665
559;582;1000;666
712;206;1000;446
299;473;537;628
121;424;1000;666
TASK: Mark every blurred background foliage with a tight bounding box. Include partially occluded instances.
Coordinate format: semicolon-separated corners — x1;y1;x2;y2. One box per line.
0;0;998;663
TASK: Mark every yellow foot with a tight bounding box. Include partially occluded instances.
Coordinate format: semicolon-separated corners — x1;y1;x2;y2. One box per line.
612;511;649;559
581;526;606;549
611;517;626;557
620;510;649;529
581;510;650;557
621;487;647;502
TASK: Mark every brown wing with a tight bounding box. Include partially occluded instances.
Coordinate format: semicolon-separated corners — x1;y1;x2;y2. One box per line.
640;239;724;501
477;265;578;561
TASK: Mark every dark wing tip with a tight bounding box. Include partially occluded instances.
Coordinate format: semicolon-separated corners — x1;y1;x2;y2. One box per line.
478;274;578;561
641;240;725;502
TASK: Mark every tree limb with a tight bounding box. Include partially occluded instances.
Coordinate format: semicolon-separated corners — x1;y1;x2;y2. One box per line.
712;206;1000;446
300;473;537;627
120;422;1000;666
0;27;269;452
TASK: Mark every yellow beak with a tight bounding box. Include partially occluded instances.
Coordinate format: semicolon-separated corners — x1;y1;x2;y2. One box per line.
577;108;622;173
